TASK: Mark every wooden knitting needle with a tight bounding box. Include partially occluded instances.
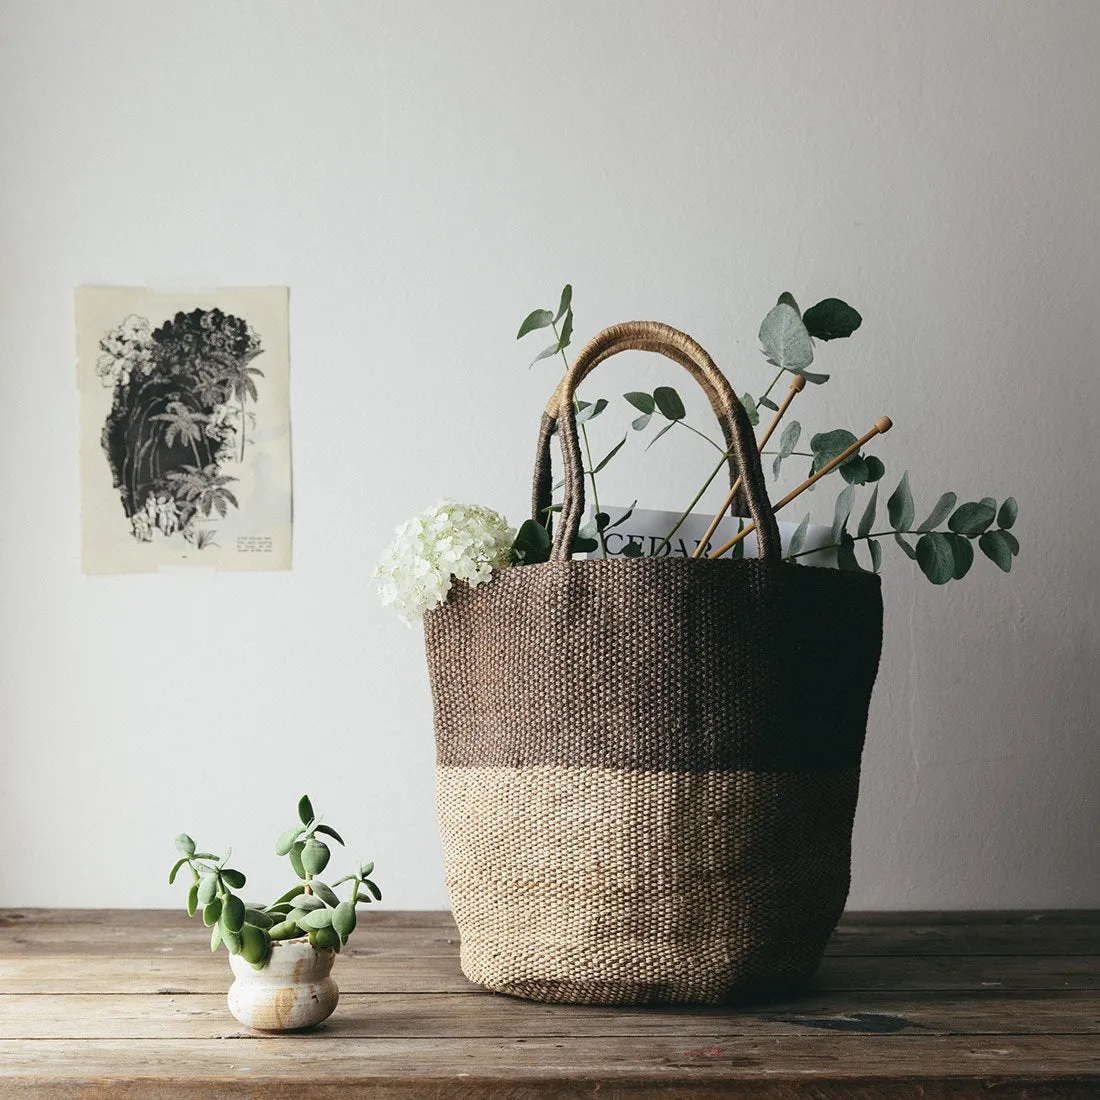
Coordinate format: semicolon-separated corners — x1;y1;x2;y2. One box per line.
691;375;806;559
707;416;894;560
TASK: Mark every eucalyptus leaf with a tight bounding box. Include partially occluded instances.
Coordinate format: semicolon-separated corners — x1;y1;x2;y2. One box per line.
944;532;974;579
777;291;800;316
605;502;637;531
740;392;759;426
832;485;856;543
887;472;915;532
857;485;879;539
772;454;782;479
645;420;677;450
530;341;560;366
1000;529;1020;556
917;492;958;533
759;396;778;412
624;391;656;414
778;420;801;459
512;518;552;564
868;538;882;573
554;284;572;323
556;308;574;352
787;513;811;558
575;398;608;424
591;436;627;475
631;413;652;431
621;542;644;557
837;532;863;572
653;386;686;420
916;532;954;584
839;455;869;485
948;501;996;537
864;456;886;482
174;834;196;857
997;497;1018;530
759;302;814;372
894;532;918;560
979;530;1014;572
810;429;858;473
802;298;863;341
517;308;553;339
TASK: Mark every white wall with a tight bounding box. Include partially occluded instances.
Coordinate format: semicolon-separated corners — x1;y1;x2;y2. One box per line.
1;0;1097;911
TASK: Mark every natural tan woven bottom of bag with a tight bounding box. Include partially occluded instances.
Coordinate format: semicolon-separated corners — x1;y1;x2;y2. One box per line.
437;763;860;1005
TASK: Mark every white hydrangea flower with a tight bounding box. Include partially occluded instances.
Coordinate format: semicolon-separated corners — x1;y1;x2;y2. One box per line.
373;500;515;624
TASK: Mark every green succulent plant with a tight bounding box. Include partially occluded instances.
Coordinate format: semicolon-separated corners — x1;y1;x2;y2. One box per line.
169;795;381;969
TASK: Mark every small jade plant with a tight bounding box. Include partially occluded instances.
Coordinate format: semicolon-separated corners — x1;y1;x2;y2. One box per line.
169;795;381;969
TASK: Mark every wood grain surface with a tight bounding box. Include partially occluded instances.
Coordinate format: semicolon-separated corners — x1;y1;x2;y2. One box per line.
1;909;1097;1098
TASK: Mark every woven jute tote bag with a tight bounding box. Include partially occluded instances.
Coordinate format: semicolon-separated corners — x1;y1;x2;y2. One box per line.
424;321;883;1006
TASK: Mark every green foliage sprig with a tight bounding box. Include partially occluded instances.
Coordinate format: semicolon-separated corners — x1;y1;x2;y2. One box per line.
511;285;1021;583
169;795;381;970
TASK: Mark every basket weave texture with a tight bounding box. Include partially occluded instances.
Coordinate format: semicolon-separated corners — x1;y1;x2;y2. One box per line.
424;322;884;1005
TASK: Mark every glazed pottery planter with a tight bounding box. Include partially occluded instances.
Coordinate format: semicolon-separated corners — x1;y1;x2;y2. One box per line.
227;939;338;1030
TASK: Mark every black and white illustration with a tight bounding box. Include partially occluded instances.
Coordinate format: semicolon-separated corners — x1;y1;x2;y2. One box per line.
77;287;292;573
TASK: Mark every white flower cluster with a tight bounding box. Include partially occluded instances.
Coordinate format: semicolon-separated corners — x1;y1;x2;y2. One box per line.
373;501;515;624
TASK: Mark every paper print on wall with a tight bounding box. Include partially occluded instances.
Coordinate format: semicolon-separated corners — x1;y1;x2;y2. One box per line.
77;286;292;573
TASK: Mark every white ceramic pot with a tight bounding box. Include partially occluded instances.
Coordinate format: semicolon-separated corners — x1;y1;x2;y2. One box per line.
227;939;339;1031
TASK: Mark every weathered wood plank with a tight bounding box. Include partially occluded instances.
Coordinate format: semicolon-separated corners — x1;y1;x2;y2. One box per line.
1;990;1096;1041
0;954;480;995
3;953;1095;995
3;909;1096;956
0;1035;1096;1088
2;1079;1095;1100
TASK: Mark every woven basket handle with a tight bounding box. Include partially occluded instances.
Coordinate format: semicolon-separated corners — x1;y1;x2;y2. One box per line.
532;341;747;527
533;321;782;563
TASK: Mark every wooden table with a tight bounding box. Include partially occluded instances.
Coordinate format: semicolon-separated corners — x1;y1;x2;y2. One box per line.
1;909;1097;1097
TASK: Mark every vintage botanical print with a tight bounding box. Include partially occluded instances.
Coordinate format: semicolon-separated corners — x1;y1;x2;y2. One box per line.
77;287;292;573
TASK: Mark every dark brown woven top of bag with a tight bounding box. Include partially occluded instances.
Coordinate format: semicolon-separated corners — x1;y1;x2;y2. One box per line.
425;557;882;775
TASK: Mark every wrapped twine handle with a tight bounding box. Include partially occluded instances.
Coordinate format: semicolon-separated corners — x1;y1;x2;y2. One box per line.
530;321;782;563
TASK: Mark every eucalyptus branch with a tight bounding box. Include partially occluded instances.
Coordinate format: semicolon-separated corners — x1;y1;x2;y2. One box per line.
673;419;724;453
651;445;735;556
551;317;607;559
756;368;784;408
